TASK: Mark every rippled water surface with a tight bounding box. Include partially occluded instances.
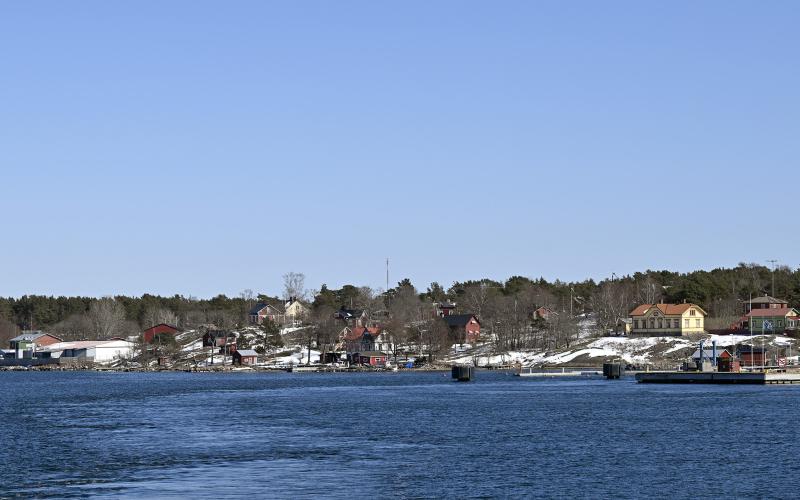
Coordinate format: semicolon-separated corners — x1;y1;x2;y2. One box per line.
2;370;799;498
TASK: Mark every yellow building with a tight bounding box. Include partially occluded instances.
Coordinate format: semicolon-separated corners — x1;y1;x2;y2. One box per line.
629;303;706;336
284;298;309;325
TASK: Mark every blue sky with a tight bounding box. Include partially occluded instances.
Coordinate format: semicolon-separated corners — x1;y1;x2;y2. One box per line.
1;1;798;298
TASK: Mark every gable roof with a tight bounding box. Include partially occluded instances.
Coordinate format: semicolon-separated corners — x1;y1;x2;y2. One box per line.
444;314;480;327
746;307;799;318
143;323;180;333
10;331;62;343
691;349;731;359
750;295;788;305
629;304;707;316
249;302;282;315
344;327;382;341
235;349;259;357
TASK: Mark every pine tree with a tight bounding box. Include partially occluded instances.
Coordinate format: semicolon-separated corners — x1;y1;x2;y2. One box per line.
257;317;283;354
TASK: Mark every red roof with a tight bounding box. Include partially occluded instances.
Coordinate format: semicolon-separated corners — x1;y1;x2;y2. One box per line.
344;327;382;341
630;303;705;316
746;308;798;317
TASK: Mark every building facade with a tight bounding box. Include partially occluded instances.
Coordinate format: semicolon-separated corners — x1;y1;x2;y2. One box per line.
745;308;800;335
629;303;706;336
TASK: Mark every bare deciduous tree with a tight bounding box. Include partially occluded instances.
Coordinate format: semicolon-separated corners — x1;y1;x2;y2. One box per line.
89;298;127;338
461;284;492;319
143;306;178;328
283;272;306;300
51;314;93;340
590;280;637;333
0;317;19;346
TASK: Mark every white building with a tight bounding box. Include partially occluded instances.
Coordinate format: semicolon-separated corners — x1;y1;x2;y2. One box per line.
38;340;134;362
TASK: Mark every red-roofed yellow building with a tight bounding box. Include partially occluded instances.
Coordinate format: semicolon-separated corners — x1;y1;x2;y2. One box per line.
629;303;707;336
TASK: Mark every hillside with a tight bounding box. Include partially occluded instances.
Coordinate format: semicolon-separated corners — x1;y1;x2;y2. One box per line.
447;333;799;369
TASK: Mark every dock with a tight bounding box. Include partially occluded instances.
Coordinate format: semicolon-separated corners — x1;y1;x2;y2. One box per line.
516;368;603;378
635;371;800;384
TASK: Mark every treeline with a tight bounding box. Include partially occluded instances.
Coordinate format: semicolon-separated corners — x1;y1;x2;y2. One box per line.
1;263;798;348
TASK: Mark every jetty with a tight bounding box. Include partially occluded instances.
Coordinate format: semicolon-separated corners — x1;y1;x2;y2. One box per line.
635;371;800;384
516;367;603;378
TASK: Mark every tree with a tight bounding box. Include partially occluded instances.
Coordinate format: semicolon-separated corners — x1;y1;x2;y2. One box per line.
0;317;19;346
310;305;341;364
420;319;449;362
283;272;306;300
256;317;284;354
142;306;178;329
590;280;636;333
51;314;93;341
89;298;127;338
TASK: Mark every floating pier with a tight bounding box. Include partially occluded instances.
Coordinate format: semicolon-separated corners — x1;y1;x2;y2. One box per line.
516;368;602;378
635;371;800;384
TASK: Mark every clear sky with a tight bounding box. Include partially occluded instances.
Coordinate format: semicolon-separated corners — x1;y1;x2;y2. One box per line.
1;1;798;298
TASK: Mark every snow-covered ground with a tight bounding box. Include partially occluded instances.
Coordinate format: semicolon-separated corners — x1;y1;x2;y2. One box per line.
447;333;800;368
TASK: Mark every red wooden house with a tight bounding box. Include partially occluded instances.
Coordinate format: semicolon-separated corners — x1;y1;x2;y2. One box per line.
143;324;180;344
233;349;258;365
443;314;481;343
355;351;387;366
248;302;284;325
737;346;775;367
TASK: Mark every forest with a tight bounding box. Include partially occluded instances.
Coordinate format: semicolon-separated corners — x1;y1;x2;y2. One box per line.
2;263;798;352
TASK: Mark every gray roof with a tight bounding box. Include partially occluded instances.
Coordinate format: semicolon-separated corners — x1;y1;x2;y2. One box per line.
10;331;48;342
250;302;281;316
751;295;788;304
236;349;259;357
444;314;479;327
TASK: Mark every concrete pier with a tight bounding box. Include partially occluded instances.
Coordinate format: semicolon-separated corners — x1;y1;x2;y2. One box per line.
635;371;800;384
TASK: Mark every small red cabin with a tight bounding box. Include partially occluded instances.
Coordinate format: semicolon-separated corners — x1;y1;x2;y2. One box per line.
143;324;180;344
233;349;258;365
355;351;387;366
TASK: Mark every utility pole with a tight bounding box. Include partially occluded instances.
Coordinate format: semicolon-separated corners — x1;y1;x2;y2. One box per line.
767;259;778;297
569;287;574;317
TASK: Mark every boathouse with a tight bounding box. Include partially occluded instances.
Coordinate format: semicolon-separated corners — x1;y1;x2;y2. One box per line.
736;346;771;367
232;349;258;365
353;351;387;366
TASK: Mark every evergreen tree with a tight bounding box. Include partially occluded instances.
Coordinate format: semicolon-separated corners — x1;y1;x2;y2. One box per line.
256;317;283;354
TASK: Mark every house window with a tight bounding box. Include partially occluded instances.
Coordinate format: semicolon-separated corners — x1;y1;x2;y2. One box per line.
649;319;655;329
690;309;696;316
695;319;701;327
673;319;679;328
684;319;689;328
